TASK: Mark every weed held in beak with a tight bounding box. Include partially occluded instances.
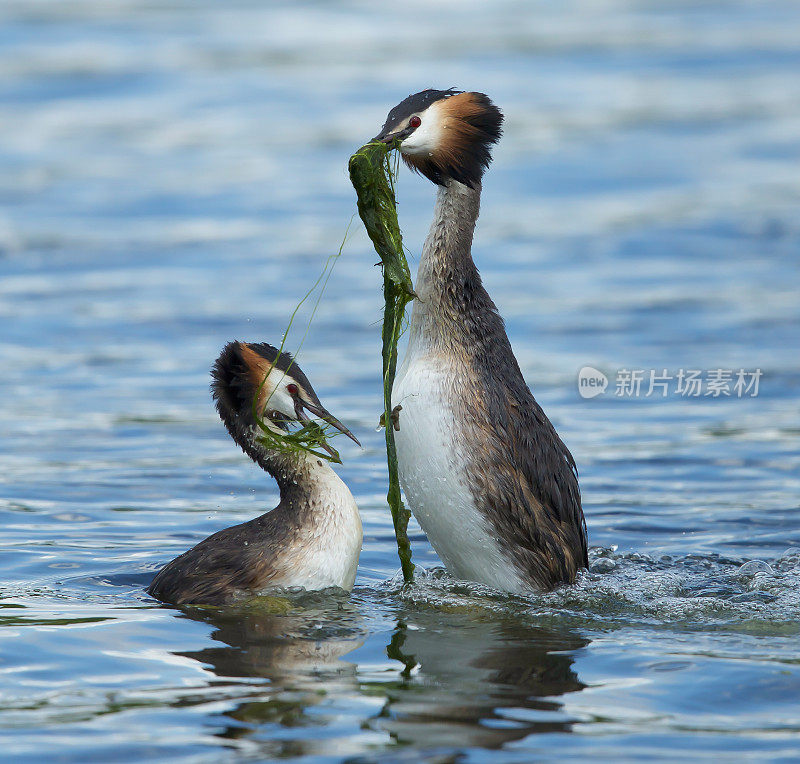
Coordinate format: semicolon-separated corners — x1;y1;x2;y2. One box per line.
349;140;416;584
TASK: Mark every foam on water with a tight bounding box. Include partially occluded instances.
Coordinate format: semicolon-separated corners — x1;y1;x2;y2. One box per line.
386;548;800;634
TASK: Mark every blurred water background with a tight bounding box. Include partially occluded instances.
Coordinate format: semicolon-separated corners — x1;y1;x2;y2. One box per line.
1;0;800;760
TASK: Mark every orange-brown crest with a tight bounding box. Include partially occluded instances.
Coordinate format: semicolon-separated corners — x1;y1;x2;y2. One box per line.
402;91;503;187
435;92;490;168
238;342;273;410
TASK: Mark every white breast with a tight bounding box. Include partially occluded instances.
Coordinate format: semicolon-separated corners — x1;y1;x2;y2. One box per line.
273;469;362;593
392;354;527;593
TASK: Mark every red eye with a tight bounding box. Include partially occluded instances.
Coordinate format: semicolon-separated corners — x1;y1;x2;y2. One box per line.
409;115;421;128
286;383;299;395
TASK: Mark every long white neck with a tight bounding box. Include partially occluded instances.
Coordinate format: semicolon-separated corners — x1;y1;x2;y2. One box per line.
292;454;355;514
407;181;492;355
415;181;481;301
240;427;346;506
261;445;361;592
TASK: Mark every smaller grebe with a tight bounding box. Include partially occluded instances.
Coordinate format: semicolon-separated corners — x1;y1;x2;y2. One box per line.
148;341;362;606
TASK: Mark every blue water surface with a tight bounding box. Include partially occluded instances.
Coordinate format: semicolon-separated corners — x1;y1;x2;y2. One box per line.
1;1;799;761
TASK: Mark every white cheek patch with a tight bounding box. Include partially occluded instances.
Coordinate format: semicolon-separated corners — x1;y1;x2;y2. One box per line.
400;100;445;157
262;369;296;418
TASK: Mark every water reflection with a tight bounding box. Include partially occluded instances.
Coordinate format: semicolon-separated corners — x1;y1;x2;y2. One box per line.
178;596;363;680
372;609;588;751
170;594;588;757
176;594;366;757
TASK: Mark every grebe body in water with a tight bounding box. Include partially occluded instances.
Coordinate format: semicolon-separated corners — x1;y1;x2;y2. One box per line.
149;342;362;606
373;90;588;593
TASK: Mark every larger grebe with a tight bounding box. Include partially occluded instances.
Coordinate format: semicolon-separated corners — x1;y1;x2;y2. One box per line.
148;341;362;606
373;89;588;593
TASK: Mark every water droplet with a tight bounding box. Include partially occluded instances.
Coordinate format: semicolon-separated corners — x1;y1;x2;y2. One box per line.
737;560;774;577
590;558;616;574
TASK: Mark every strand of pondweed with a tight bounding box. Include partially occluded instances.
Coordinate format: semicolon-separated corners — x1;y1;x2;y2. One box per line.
293;217;354;362
348;140;415;583
252;225;352;463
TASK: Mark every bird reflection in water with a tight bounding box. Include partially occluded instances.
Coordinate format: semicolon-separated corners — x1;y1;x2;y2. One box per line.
175;591;365;758
372;610;588;752
171;595;588;758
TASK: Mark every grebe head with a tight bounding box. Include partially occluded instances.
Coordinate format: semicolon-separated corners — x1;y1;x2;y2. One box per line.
373;89;503;188
211;341;359;463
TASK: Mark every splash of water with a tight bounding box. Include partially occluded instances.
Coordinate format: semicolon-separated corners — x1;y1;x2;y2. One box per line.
384;548;800;634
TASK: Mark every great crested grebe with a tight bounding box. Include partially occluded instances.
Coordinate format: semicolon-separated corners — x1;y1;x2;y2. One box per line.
373;89;588;593
148;341;362;606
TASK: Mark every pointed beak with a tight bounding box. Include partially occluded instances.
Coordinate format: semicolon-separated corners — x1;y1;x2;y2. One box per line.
294;397;361;450
372;125;413;146
372;131;395;145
